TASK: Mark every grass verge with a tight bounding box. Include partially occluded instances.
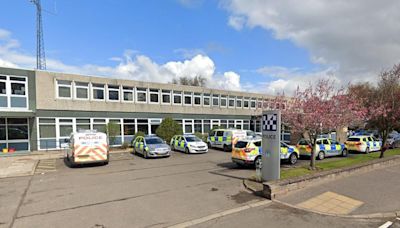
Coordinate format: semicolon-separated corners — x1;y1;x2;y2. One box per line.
280;149;400;180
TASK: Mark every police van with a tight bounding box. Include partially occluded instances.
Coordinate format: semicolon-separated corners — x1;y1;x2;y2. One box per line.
207;128;247;151
65;130;109;166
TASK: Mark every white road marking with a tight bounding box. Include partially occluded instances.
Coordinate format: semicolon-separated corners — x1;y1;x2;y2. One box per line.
379;221;393;228
168;200;271;228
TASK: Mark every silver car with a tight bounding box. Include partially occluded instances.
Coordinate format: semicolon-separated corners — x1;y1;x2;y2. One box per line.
133;135;171;158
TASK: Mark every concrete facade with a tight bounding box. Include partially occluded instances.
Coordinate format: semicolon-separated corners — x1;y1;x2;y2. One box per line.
1;67;283;152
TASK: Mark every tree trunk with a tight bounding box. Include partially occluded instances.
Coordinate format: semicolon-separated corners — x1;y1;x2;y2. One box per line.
379;129;388;158
309;135;316;170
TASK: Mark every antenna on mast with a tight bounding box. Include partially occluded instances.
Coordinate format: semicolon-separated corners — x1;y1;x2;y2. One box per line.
30;0;46;70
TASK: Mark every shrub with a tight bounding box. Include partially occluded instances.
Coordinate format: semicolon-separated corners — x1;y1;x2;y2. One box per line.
121;142;130;149
134;131;145;140
156;118;182;143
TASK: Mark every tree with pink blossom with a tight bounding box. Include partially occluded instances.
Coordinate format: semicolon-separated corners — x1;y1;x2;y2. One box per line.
277;79;365;169
349;63;400;158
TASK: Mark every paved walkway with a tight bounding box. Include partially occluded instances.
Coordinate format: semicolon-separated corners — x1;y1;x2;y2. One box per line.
279;163;400;215
0;149;129;179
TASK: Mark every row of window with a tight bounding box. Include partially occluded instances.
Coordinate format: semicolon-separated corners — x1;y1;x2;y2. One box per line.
37;117;252;150
0;75;28;109
56;80;286;109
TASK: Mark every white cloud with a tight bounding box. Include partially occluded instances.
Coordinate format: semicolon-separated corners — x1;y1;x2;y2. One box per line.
0;29;242;91
222;0;400;93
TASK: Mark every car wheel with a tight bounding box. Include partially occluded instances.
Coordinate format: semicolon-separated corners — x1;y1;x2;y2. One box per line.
317;151;325;160
289;153;298;165
208;142;212;149
255;156;262;169
341;149;348;157
144;151;148;159
223;145;228;152
185;147;190;154
365;147;370;154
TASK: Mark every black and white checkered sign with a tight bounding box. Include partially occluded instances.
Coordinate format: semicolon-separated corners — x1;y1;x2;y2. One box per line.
263;114;278;131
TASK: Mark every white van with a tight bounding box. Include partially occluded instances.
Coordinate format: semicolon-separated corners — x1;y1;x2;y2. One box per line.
207;128;247;151
65;130;109;166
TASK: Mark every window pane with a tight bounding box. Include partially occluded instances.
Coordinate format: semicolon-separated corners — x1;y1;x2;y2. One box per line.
162;94;170;103
137;119;148;124
185;125;193;133
109;90;119;100
93;89;104;99
10;97;27;108
244;100;249;107
213;98;219;106
184;96;192;105
39;125;55;138
76;124;90;131
236;100;242;107
0;97;6;107
137;124;148;134
59;125;73;137
58;87;71;98
8;118;27;124
57;80;71;85
137;92;147;102
194;124;202;133
229;99;235;107
93;124;106;133
124;125;136;135
150;93;159;103
194;97;201;105
76;88;88;99
174;95;182;104
124;91;133;101
0;82;5;94
221;99;227;107
251;101;256;108
8;142;29;151
0;126;5;140
203;97;210;106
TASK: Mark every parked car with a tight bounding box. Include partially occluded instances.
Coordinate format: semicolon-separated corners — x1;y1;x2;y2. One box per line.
231;138;299;168
345;135;382;153
170;134;208;154
132;135;171;158
207;128;247;151
296;138;347;160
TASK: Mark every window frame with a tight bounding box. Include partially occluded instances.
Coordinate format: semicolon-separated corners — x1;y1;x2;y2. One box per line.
173;91;182;105
161;89;171;105
183;92;192;106
203;93;210;107
243;97;250;109
236;97;243;109
250;98;256;109
193;93;201;106
107;85;120;102
136;87;148;104
212;94;220;107
149;88;160;104
91;83;105;101
56;79;72;99
74;81;89;100
228;96;235;108
220;95;227;108
122;86;134;103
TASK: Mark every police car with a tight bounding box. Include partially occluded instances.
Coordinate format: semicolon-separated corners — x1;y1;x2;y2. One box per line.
170;134;208;154
297;138;348;160
231;138;299;168
345;135;382;153
207;129;247;152
132;135;171;158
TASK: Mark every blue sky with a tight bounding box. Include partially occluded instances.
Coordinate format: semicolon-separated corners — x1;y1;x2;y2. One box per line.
1;0;399;94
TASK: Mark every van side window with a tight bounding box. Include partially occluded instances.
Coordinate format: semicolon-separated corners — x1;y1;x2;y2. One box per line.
363;138;367;142
254;141;261;147
322;139;329;144
316;140;322;145
210;131;216;136
216;131;224;137
367;137;373;141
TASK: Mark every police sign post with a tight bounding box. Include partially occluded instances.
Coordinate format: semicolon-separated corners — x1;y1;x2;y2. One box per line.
261;110;281;181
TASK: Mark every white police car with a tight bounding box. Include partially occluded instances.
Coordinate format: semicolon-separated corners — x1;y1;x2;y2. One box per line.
170;134;208;154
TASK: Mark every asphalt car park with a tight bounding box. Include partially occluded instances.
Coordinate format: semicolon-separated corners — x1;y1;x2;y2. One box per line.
1;148;365;228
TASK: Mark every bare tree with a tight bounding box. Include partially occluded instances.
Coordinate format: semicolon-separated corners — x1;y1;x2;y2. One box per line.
171;75;207;87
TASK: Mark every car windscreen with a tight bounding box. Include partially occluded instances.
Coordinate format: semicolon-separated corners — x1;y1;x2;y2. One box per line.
186;137;201;142
347;138;360;142
235;141;248;148
146;138;164;144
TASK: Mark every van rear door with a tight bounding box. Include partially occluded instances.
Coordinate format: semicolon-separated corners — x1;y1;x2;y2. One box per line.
74;133;108;162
